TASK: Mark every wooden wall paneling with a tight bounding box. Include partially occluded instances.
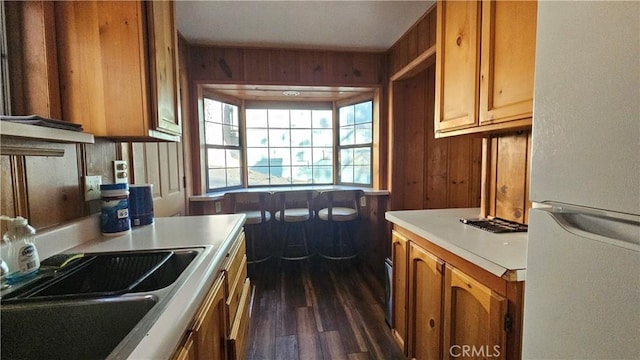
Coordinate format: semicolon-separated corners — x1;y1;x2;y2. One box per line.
243;48;272;83
270;49;300;84
298;51;328;84
178;35;195;210
401;73;427;210
189;47;216;81
495;133;527;223
428;9;437;51
189;46;244;82
388;82;405;211
82;140;118;214
470;137;483;208
416;13;431;55
351;53;381;85
446;137;472;208
212;47;244;82
489;137;498;217
1;157;20;235
5;1;61;118
24;143;83;230
423;66;448;209
406;27;419;64
328;52;354;84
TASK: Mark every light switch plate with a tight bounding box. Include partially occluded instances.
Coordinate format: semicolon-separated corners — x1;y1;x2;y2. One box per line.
84;175;102;201
113;160;128;184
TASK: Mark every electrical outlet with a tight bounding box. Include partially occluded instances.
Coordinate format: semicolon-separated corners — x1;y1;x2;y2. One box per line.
360;196;367;207
84;175;102;201
113;160;128;184
215;201;222;213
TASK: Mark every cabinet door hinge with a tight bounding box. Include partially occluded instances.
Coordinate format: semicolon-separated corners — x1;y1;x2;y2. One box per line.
504;313;513;333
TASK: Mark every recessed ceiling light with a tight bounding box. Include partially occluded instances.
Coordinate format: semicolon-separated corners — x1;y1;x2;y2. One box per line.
282;90;301;97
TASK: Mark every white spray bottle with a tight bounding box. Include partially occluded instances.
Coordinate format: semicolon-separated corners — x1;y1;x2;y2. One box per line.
1;216;40;284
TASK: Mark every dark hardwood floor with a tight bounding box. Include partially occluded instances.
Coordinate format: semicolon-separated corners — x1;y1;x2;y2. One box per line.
246;256;404;360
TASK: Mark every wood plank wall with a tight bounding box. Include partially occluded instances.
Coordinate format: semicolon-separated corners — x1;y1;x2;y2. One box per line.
388;6;437;77
389;66;482;211
485;131;532;224
189;46;385;86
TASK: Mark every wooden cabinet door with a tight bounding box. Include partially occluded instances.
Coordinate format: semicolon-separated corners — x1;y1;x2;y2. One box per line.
408;243;444;360
173;332;197;360
479;0;537;125
390;230;409;353
192;274;227;360
146;0;181;136
227;278;252;360
435;0;482;133
443;265;507;360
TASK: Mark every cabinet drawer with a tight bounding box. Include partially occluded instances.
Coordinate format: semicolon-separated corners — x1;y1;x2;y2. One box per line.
227;278;252;360
223;232;246;293
226;255;248;329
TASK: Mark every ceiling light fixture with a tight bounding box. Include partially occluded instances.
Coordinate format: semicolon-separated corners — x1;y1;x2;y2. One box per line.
282;90;301;97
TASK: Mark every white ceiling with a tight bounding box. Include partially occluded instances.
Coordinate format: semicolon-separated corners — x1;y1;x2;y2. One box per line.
175;1;435;52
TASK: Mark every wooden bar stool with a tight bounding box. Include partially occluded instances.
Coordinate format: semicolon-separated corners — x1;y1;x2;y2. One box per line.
274;190;317;260
224;191;273;264
316;189;363;260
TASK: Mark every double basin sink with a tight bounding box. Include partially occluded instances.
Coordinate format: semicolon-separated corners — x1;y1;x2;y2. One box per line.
1;247;204;359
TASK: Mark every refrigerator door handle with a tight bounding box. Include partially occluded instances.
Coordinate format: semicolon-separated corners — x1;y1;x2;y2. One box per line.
545;208;640;251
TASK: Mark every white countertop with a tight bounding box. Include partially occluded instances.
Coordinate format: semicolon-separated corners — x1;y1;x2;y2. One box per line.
14;214;246;359
385;208;527;280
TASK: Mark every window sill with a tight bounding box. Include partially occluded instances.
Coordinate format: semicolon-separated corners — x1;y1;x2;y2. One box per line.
189;185;389;203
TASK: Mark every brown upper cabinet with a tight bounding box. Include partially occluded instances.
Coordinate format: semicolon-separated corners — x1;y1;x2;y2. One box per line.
434;0;537;138
55;0;181;141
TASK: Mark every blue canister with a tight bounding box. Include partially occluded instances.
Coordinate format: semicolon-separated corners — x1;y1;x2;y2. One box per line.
129;184;154;226
100;183;130;235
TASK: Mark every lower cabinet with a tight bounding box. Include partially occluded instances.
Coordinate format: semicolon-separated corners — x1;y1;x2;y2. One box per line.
173;231;251;360
392;229;523;359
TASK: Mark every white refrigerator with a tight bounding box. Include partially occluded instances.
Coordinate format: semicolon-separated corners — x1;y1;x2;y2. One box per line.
523;2;640;359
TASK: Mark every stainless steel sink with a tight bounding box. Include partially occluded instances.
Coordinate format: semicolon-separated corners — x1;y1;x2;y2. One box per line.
2;249;200;301
0;247;206;359
1;295;158;359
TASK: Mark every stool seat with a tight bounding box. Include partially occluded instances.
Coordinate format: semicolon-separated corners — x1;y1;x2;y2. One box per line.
275;208;313;222
242;210;271;225
318;207;358;221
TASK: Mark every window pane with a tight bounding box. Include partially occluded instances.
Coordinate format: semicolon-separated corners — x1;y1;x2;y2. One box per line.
224;104;239;127
313;110;333;129
269;109;290;128
249;166;270;179
204;99;222;123
207;148;226;168
226;167;242;187
313;166;333;183
247;148;269;167
340;148;353;166
354;165;371;184
340;126;355;146
208;169;226;189
313;147;333;164
292;148;312;166
292;166;312;184
272;166;290;184
223;124;239;146
226;149;241;167
205;122;223;145
291;129;312;147
354;147;371;166
245;105;334;186
291;110;311;128
246;109;267;128
354;101;372;124
339;105;354;126
355;123;372;144
269;129;290;147
246;128;268;147
340;164;354;183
